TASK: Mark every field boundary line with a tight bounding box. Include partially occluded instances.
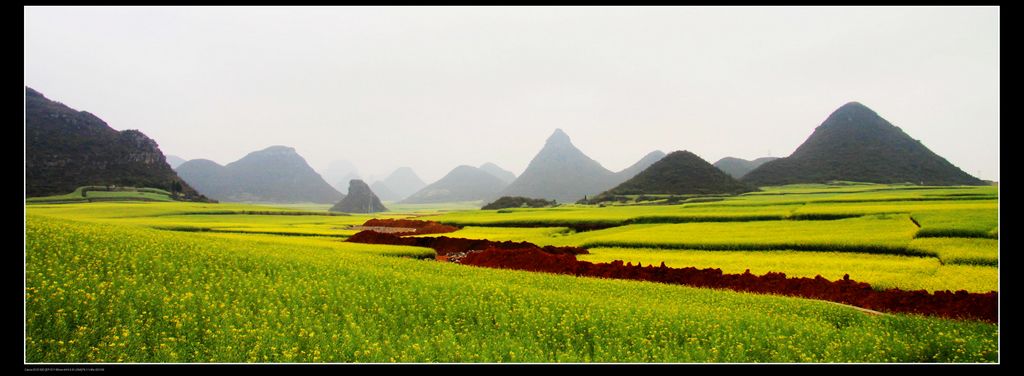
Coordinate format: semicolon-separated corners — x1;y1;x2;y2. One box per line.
579;241;937;258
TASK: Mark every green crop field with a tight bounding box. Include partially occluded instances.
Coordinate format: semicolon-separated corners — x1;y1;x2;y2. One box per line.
26;186;177;204
24;183;999;363
434;226;998;293
909;238;999;266
577;248;997;293
574;214;921;253
25;215;998;362
427;204;803;228
427;185;996;229
412;226;576;244
26;201;333;219
440;215;923;253
912;209;999;239
262;203;335;211
384;201;486;213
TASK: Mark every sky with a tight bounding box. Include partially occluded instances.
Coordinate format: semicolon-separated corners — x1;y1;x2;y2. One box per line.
24;6;1000;184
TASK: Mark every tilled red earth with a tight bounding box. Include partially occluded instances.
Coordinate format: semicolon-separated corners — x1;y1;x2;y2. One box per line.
346;230;589;257
458;247;997;323
346;224;997;323
359;218;460;235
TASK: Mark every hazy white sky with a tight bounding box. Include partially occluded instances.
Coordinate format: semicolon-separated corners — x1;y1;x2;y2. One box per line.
25;6;999;183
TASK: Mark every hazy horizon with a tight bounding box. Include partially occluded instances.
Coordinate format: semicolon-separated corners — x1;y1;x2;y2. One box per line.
25;6;1000;184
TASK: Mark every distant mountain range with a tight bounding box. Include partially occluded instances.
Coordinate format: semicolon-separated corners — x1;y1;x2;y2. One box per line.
497;129;664;203
165;155;187;169
401;165;508;204
479;162;517;183
617;151;667;180
176;146;344;203
605;151;753;196
29;87;986;205
713;157;778;179
321;159;361;192
742;102;985;187
369;181;401;201
373;167;427;201
24;87;208;201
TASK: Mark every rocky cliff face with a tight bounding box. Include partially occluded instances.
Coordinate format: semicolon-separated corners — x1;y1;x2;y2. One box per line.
118;130;168;164
330;179;388;213
24;87;209;201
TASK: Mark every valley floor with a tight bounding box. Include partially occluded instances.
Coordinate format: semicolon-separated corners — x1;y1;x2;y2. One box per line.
24;183;999;363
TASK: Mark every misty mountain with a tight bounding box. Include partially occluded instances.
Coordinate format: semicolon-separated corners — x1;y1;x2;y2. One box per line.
334;173;363;193
166;155;187;169
369;181;401;202
330;179;387;213
321;159;361;192
401;165;508;204
497;129;620;203
174;159;231;199
479;162;517;184
377;167;427;200
25;87;208;201
742;102;986;187
616;150;667;181
176;146;344;203
713;156;779;179
604;150;754;196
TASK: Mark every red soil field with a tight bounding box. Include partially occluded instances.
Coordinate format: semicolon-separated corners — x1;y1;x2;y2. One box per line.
359;218;460;235
345;220;997;323
346;230;589;257
458;247;997;323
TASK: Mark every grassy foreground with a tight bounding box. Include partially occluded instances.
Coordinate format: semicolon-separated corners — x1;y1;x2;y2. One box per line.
25;215;997;363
